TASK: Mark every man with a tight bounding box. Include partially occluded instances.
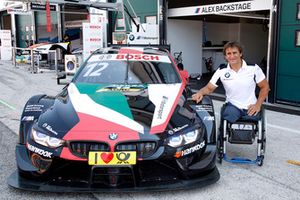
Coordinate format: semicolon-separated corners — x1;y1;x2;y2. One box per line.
192;41;270;123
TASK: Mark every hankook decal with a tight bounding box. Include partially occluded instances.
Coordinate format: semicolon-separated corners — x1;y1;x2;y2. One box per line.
27;143;53;158
175;140;205;158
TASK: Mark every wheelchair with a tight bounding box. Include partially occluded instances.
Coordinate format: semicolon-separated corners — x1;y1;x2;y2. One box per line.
217;104;266;166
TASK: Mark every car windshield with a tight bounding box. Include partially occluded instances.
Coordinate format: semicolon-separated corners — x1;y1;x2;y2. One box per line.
74;53;181;84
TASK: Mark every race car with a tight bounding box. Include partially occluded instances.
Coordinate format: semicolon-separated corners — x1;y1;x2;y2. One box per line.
8;46;220;192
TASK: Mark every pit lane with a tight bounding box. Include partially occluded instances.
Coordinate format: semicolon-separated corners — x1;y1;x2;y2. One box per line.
0;61;300;199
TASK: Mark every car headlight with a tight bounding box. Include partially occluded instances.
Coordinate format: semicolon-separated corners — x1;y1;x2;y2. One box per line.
31;129;64;148
167;129;199;148
168;135;183;147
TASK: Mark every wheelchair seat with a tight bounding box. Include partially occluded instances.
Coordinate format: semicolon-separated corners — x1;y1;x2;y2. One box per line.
217;105;266;166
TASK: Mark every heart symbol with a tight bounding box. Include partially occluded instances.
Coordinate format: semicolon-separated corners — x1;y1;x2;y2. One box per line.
101;152;114;164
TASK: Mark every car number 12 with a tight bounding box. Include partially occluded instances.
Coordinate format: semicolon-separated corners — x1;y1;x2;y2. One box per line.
83;63;108;77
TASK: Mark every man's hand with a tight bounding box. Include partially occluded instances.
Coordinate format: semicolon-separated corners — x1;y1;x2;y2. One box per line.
192;92;203;104
247;103;261;116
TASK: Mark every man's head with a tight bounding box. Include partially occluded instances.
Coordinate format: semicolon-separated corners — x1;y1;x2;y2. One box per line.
223;41;243;67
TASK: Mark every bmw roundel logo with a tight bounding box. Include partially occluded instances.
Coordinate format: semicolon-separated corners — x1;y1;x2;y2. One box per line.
225;72;231;78
109;133;118;140
129;34;135;41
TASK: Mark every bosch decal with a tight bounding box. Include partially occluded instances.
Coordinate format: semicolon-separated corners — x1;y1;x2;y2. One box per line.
116;54;160;61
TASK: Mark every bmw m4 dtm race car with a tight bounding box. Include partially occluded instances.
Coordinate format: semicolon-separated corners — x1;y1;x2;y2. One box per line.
8;46;220;192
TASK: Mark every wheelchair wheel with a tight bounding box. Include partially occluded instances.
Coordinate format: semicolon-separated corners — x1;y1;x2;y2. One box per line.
261;130;266;155
217;134;223;164
257;155;264;166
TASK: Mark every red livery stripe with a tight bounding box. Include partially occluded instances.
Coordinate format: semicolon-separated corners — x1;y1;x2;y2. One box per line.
63;113;140;152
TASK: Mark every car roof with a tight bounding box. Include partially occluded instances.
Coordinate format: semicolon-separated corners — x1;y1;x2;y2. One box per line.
93;46;170;56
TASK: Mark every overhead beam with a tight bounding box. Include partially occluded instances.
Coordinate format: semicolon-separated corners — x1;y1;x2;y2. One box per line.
4;0;124;11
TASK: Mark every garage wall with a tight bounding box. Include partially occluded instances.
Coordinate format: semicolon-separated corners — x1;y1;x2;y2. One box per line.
240;23;268;65
205;22;240;46
167;19;203;75
205;22;268;65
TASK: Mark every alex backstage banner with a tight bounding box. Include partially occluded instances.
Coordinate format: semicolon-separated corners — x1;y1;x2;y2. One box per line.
168;0;272;17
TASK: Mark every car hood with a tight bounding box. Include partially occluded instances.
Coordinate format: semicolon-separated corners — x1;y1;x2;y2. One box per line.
38;82;185;141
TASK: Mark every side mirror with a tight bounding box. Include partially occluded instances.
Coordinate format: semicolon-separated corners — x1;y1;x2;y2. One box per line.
179;70;189;84
56;72;67;85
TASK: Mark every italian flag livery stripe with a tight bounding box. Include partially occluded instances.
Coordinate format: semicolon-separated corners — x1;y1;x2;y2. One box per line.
66;82;184;138
67;83;144;133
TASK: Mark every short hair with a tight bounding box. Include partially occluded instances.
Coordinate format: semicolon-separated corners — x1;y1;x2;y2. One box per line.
223;41;243;56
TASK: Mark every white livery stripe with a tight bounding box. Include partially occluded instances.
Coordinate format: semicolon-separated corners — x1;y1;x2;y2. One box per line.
148;84;182;128
68;83;144;133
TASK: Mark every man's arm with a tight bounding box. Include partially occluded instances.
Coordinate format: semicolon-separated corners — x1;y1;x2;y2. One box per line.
247;79;270;116
192;82;217;103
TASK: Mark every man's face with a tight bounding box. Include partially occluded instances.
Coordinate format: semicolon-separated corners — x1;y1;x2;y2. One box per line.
225;47;242;66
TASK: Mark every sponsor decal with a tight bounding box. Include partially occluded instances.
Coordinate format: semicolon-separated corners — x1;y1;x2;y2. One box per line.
88;151;136;165
204;116;215;121
88;53;171;63
27;143;53;158
42;123;58;135
174;140;205;158
21;116;35;121
97;84;145;92
195;104;213;112
24;104;44;112
116;54;160;61
31;2;56;11
168;124;189;135
157;96;168;119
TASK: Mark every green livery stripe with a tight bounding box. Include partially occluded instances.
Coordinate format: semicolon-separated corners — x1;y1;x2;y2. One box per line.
75;83;133;119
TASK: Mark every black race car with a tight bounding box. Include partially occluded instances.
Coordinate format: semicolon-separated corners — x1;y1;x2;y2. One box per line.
8;46;219;192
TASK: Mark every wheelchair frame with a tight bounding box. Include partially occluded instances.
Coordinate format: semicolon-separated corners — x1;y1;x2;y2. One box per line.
217;106;266;166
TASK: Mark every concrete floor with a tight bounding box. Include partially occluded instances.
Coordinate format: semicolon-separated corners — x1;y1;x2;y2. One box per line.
0;60;299;200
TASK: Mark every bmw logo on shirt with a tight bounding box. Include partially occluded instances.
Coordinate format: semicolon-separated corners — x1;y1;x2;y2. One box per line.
224;72;231;78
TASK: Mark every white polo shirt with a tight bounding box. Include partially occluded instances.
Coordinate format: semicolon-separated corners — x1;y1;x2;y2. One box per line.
210;60;265;109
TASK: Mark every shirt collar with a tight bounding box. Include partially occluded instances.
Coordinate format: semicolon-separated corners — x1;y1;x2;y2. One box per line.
227;59;247;71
